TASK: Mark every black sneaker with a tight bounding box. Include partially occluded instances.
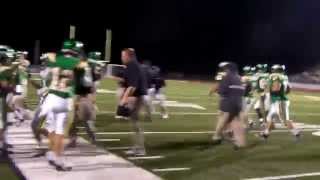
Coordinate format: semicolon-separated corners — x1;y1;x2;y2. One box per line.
55;163;72;171
211;138;223;145
259;132;269;141
48;160;72;171
294;132;302;142
65;140;77;148
48;160;56;167
4;143;13;149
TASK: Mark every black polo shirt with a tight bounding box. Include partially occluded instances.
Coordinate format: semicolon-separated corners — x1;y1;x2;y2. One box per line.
124;60;147;97
218;72;244;115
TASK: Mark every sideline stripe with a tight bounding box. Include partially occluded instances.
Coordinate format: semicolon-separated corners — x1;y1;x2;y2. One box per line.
107;146;132;150
128;156;164;160
79;129;318;136
98;111;320;116
244;172;320;180
96;138;121;142
152;167;191;172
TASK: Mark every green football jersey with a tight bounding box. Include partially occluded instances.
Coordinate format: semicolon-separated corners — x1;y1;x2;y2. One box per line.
47;55;80;98
47;55;80;70
242;75;256;97
255;72;269;94
269;73;288;102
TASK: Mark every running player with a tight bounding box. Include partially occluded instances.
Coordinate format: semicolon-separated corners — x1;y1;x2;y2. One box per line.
253;64;270;125
40;40;82;171
241;66;257;128
7;51;32;126
0;49;19;155
260;64;300;140
68;50;98;147
148;65;169;119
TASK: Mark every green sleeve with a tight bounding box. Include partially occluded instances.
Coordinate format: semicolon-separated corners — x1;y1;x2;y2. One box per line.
48;56;80;70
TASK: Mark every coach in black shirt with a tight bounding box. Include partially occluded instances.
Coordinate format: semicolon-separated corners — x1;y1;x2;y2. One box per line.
120;48;146;156
212;62;246;148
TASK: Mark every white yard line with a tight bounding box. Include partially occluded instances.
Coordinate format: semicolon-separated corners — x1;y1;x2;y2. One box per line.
244;172;320;180
304;95;320;101
152;167;191;172
128;156;164;160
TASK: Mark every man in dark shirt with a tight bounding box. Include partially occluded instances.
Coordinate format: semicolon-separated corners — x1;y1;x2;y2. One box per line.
212;62;246;148
120;48;147;156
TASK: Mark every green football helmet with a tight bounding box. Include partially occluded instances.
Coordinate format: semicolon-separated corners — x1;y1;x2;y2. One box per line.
0;45;10;52
242;66;251;75
62;40;84;54
256;64;268;73
271;64;283;73
88;51;102;60
250;66;256;74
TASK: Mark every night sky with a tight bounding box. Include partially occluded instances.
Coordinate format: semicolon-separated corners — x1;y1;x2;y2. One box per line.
2;0;320;75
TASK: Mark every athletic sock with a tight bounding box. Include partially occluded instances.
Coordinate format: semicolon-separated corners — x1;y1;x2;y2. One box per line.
291;129;300;136
46;151;56;162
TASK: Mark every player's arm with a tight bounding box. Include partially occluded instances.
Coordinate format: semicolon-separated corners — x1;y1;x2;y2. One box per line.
209;82;219;96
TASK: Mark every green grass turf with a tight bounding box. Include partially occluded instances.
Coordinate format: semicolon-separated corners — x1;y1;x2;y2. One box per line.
5;78;320;180
84;79;320;180
0;161;19;180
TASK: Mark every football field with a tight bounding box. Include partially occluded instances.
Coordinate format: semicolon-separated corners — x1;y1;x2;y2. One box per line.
4;79;320;180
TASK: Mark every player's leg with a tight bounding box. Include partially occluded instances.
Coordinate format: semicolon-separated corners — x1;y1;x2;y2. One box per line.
52;112;71;171
67;96;80;147
143;94;152;121
282;100;300;138
264;93;271;121
11;95;26;126
156;88;169;119
213;111;230;142
148;88;156;113
243;97;255;127
31;106;45;145
261;101;280;138
230;115;246;148
254;96;264;124
45;112;56;162
78;97;96;144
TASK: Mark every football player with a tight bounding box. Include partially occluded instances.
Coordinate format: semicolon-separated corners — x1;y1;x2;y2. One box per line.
39;40;82;171
68;49;98;147
241;66;257;127
0;49;19;155
7;51;32;126
148;65;169;119
209;62;227;96
260;65;300;140
253;64;270;125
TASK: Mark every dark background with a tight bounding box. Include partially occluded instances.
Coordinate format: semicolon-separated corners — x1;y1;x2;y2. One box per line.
2;0;320;75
